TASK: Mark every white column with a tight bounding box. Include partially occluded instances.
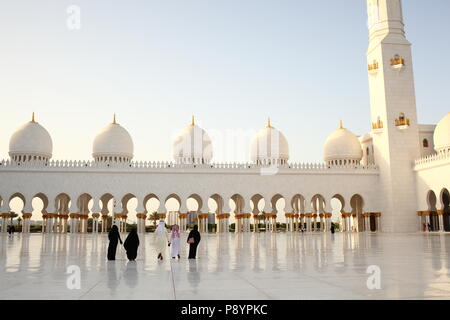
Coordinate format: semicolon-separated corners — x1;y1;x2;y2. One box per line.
93;218;97;233
439;213;444;232
141;216;146;233
3;216;9;233
58;216;63;233
47;217;53;233
60;217;66;233
101;216;107;233
22;216;31;233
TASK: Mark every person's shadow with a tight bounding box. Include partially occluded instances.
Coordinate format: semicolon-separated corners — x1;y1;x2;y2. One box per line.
106;261;120;294
187;259;200;290
123;261;138;288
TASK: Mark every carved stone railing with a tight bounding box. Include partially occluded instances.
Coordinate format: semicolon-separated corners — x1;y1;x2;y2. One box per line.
414;151;450;171
0;158;379;173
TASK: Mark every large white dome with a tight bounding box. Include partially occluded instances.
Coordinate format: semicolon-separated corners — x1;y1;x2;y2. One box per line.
93;116;134;162
324;122;362;165
9;114;53;161
251;119;289;165
172;117;213;164
434;112;450;153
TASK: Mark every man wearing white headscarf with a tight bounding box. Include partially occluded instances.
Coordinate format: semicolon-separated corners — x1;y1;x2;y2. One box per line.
155;219;168;260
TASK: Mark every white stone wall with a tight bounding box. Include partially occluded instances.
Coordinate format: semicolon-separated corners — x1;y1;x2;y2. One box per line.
0;162;380;220
359;133;375;166
415;153;450;211
418;125;436;157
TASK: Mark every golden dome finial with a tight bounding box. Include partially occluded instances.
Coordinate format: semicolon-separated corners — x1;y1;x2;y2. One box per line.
31;112;35;123
267;117;271;128
112;114;117;124
191;115;195;126
339;120;343;129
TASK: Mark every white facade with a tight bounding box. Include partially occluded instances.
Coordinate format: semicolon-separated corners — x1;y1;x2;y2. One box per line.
0;0;449;235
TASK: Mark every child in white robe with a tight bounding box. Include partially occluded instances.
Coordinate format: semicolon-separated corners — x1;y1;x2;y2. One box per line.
169;224;181;259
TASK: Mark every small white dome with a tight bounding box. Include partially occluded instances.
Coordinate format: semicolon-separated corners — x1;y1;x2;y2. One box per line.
172;117;213;164
93;116;134;161
9;114;53;160
434;112;450;153
251;119;289;165
324;122;362;164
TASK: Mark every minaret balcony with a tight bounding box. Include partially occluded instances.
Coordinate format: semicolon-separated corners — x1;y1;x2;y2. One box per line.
368;61;379;76
371;119;384;134
395;118;410;130
390;55;405;71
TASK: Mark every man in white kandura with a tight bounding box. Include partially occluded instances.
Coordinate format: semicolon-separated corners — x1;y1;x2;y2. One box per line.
155;219;169;261
169;224;181;259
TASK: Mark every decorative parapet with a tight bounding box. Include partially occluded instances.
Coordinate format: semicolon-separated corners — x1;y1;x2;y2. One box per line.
414;151;450;171
0;159;379;174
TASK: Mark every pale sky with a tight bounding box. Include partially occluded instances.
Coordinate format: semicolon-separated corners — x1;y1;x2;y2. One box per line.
0;0;449;164
1;1;450;222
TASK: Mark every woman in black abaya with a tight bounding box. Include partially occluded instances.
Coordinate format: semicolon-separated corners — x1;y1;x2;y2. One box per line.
107;225;123;261
124;228;140;261
187;225;201;259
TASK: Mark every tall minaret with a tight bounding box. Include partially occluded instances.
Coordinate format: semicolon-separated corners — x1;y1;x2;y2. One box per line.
366;0;421;232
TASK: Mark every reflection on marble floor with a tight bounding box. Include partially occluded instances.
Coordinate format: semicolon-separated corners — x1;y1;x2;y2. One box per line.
1;232;450;300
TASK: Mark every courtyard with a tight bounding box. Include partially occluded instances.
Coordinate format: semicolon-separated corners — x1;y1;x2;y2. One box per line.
1;232;449;300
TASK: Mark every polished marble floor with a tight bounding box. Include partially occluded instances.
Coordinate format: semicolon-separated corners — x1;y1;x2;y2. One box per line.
1;232;450;300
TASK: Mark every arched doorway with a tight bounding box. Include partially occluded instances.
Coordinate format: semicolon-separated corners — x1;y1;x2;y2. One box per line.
187;194;204;232
311;194;326;232
291;194;306;232
250;194;264;232
9;193;25;232
427;190;439;231
441;189;450;232
231;194;245;233
331;194;345;231
350;194;365;232
210;194;225;232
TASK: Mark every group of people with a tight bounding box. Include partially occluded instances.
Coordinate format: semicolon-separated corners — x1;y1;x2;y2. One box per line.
7;225;16;235
422;223;432;232
107;220;201;261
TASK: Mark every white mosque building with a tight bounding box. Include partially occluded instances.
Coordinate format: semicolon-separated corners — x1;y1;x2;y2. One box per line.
0;0;449;235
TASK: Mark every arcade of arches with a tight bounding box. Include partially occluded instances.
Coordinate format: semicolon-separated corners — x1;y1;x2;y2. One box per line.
419;188;450;232
0;193;381;234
